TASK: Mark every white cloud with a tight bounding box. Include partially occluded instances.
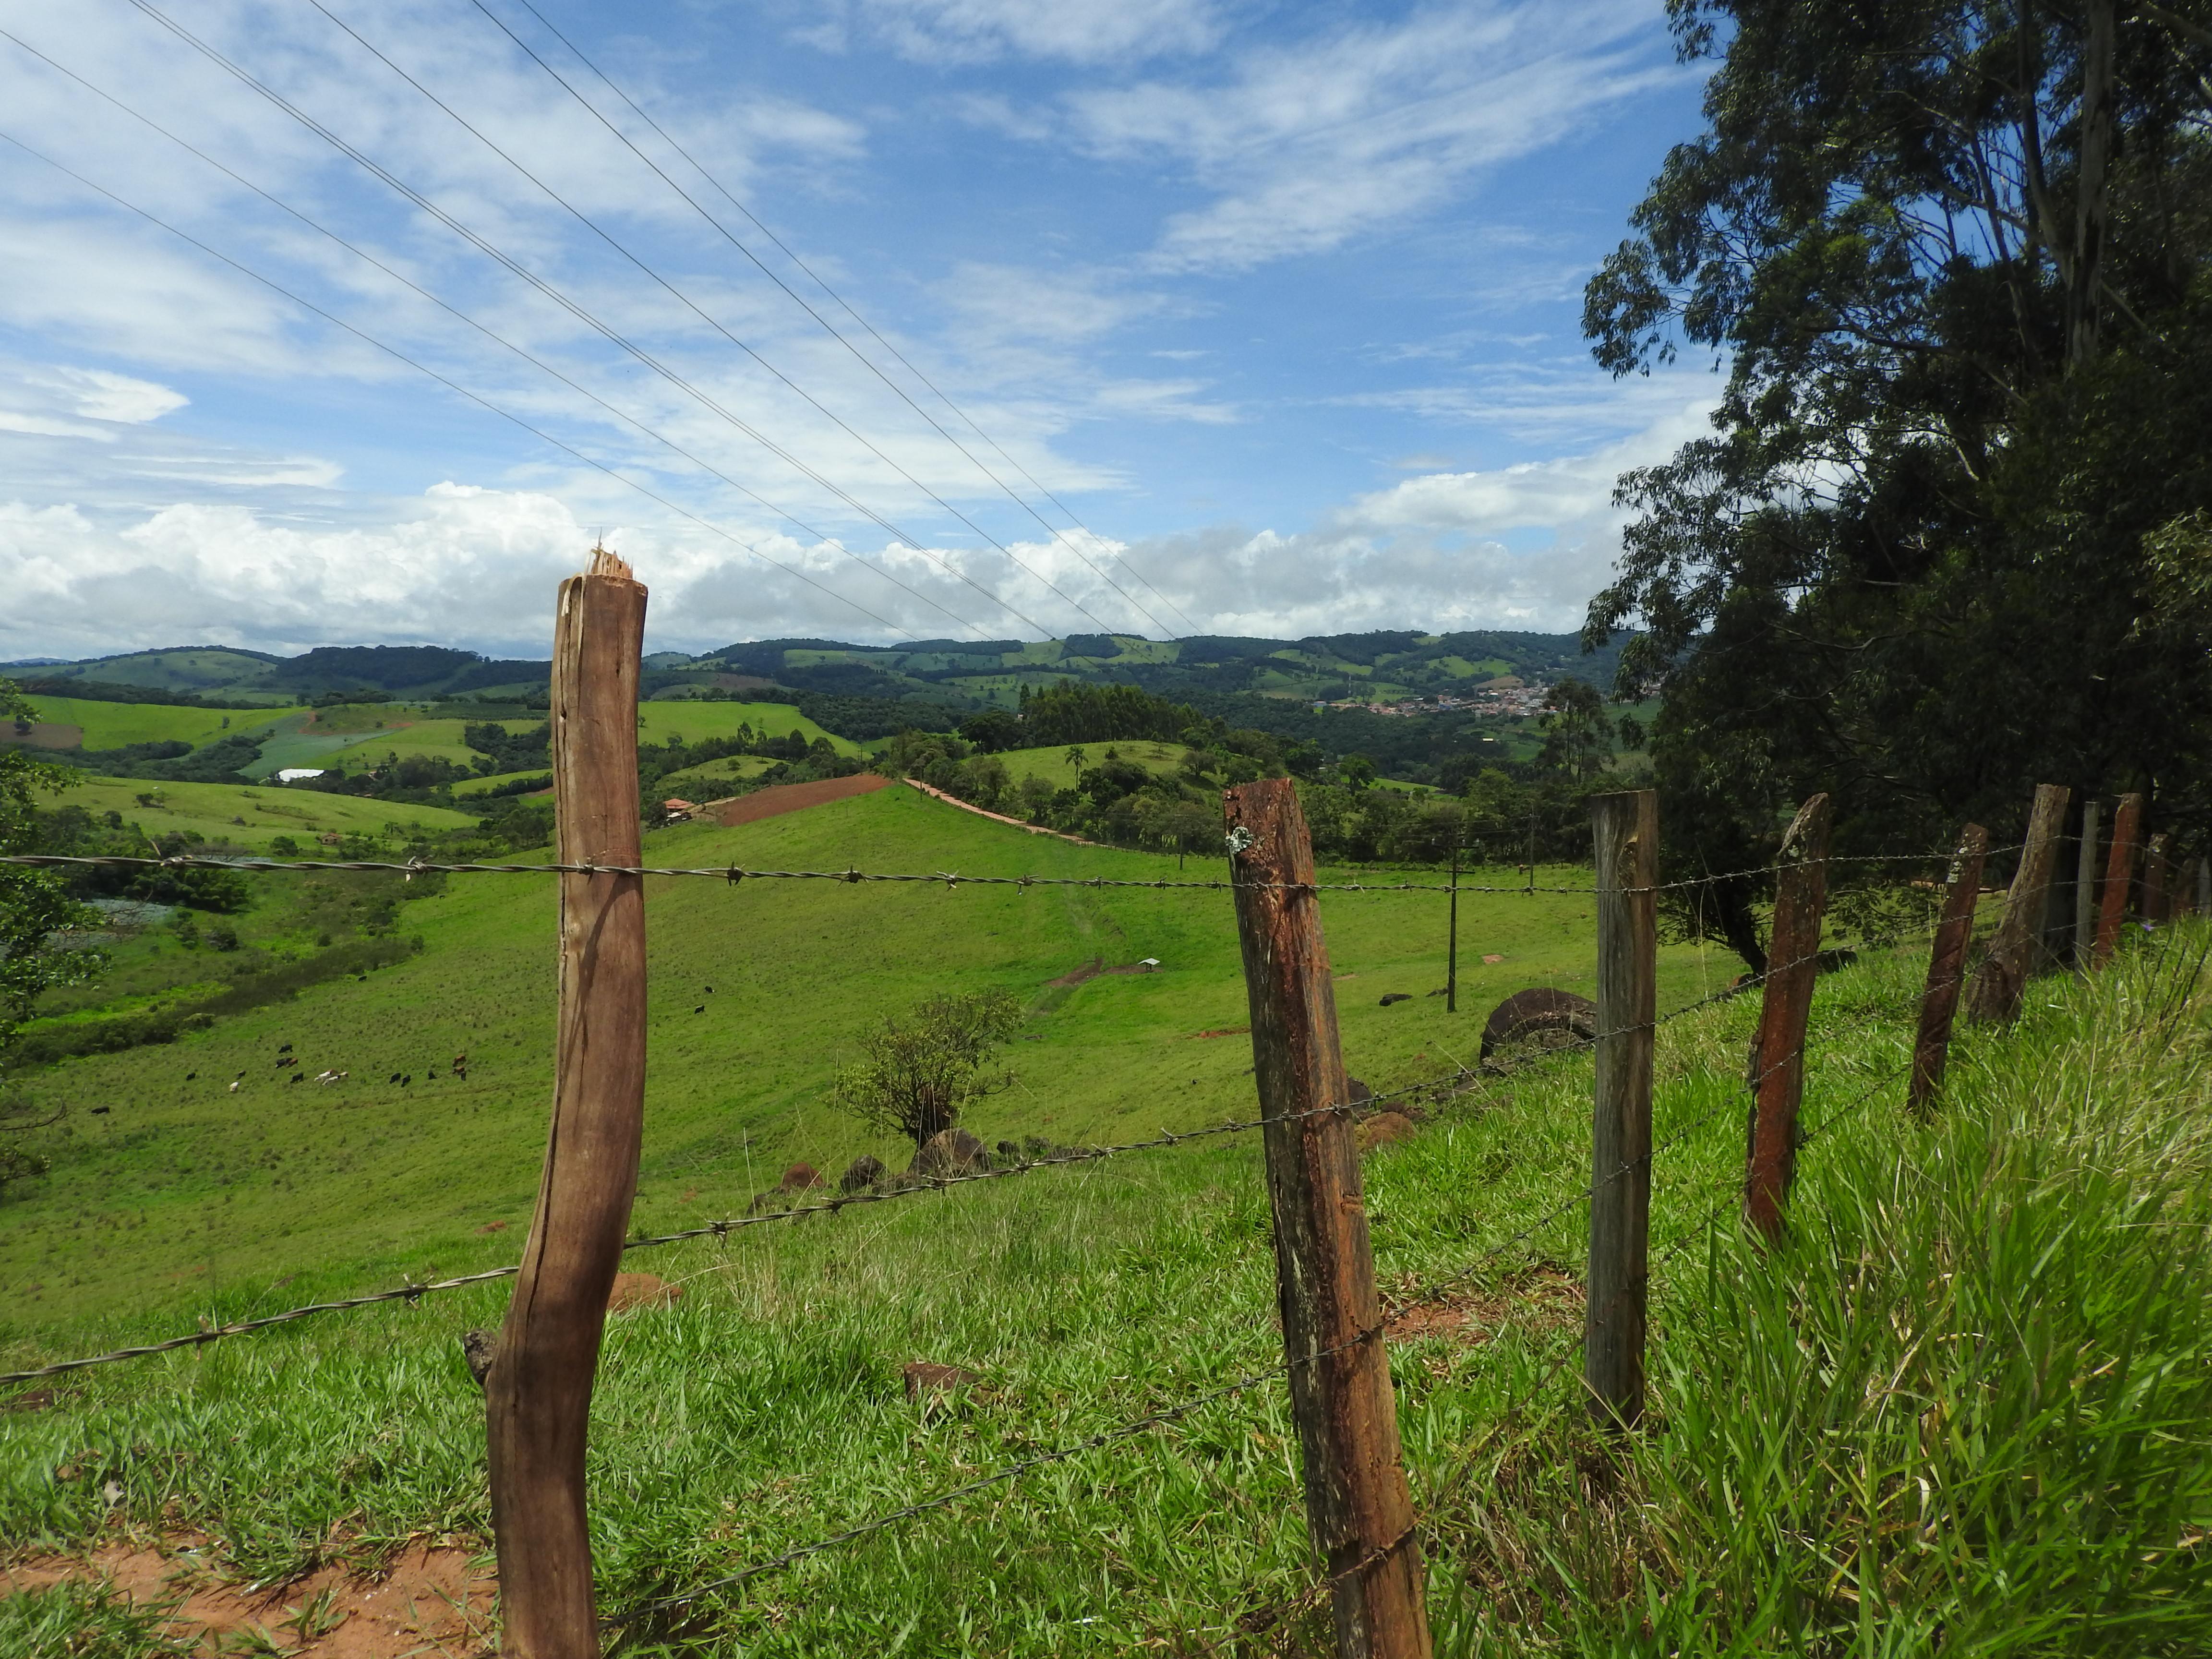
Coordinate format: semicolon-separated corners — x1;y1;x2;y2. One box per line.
1054;1;1673;272
846;0;1226;64
0;397;1712;661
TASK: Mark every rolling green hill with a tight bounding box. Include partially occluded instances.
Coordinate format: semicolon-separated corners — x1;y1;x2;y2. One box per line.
0;784;1683;1332
37;773;481;847
14;696;305;752
6;843;2203;1656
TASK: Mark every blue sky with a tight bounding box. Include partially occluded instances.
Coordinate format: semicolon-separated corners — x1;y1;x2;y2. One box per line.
0;0;1716;659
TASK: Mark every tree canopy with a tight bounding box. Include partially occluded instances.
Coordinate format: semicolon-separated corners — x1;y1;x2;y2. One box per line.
1583;0;2212;965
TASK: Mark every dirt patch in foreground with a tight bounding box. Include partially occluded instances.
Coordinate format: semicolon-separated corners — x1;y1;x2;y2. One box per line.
701;771;890;827
1383;1267;1584;1349
5;1539;496;1657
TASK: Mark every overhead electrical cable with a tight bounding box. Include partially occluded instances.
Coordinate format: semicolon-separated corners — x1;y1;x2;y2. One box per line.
301;0;1129;643
467;0;1189;641
495;0;1202;637
120;0;1051;641
0;26;987;642
0;126;924;642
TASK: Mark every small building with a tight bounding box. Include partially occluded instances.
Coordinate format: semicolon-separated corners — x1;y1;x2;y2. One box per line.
275;768;326;782
662;798;699;820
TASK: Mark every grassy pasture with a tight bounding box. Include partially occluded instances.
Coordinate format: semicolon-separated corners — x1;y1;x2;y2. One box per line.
5;916;2204;1653
38;774;480;847
0;785;1661;1334
16;697;304;752
989;740;1185;788
637;701;858;755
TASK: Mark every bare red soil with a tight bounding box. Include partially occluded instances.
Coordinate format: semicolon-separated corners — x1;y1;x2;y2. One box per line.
700;771;890;826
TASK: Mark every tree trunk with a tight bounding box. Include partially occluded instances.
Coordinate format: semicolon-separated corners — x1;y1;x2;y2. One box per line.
2068;0;2117;367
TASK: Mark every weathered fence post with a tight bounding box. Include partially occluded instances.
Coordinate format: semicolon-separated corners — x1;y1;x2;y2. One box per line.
2074;801;2103;969
2093;792;2145;966
1908;825;1988;1115
1226;780;1430;1659
2144;833;2172;923
1964;784;2070;1023
1586;791;1655;1430
1744;794;1831;1242
486;548;649;1659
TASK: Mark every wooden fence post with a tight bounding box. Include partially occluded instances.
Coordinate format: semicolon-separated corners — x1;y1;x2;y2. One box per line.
1744;794;1831;1242
2093;792;2144;966
1586;791;1656;1430
2144;833;2172;923
1445;840;1459;1014
486;549;649;1659
1226;780;1430;1659
2074;802;2103;970
1908;825;1988;1115
1964;784;2070;1023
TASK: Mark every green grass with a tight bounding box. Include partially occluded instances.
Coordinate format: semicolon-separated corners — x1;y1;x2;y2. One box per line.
17;697;304;751
637;701;859;756
41;774;482;847
653;756;778;798
988;740;1185;788
0;787;1628;1329
7;791;2203;1654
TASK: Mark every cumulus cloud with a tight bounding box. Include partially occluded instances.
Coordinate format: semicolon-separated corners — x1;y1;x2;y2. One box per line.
0;396;1712;661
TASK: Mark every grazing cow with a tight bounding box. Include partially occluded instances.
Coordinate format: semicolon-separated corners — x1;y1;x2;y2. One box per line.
693;1005;705;1014
91;1106;110;1116
228;1082;240;1094
277;1043;292;1054
389;1073;402;1084
289;1074;303;1085
401;1075;411;1087
185;1072;196;1082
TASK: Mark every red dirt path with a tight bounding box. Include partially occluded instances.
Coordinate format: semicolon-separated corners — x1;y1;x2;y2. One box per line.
700;771;890;826
5;1539;496;1657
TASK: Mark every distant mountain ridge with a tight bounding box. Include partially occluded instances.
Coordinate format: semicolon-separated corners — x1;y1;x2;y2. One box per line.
7;629;1625;709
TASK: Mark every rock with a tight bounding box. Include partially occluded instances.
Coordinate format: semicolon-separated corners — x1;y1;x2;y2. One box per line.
910;1127;989;1178
1379;992;1413;1006
839;1154;886;1193
475;1220;508;1234
460;1330;496;1387
1479;988;1599;1059
1356;1111;1418;1152
995;1139;1022;1162
607;1272;681;1312
780;1162;824;1190
1345;1077;1375;1104
902;1361;980;1401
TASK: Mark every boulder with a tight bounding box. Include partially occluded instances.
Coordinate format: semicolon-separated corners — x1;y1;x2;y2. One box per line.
839;1154;886;1193
460;1330;496;1387
910;1127;990;1178
780;1162;824;1190
1479;987;1599;1059
1379;992;1413;1006
1345;1077;1375;1104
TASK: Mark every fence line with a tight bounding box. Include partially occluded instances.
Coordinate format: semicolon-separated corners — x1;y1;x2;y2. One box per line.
0;924;1954;1391
1;844;2015;899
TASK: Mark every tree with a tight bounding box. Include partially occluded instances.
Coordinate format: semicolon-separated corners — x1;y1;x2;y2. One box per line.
1339;755;1378;790
959;709;1023;753
1580;0;2212;966
1536;679;1613;781
1064;745;1087;773
832;988;1023;1149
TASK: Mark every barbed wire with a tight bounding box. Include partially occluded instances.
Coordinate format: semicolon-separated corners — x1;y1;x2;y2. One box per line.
1;844;2015;898
608;983;1928;1627
0;1065;1483;1388
0;852;1587;896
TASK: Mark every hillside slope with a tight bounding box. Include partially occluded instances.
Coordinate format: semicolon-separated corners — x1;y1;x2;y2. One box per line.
5;915;2203;1656
0;786;1683;1331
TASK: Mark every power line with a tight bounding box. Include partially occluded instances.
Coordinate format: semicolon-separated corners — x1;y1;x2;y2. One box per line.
468;0;1192;642
302;0;1128;643
0;25;988;645
0;126;925;645
118;0;1043;642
